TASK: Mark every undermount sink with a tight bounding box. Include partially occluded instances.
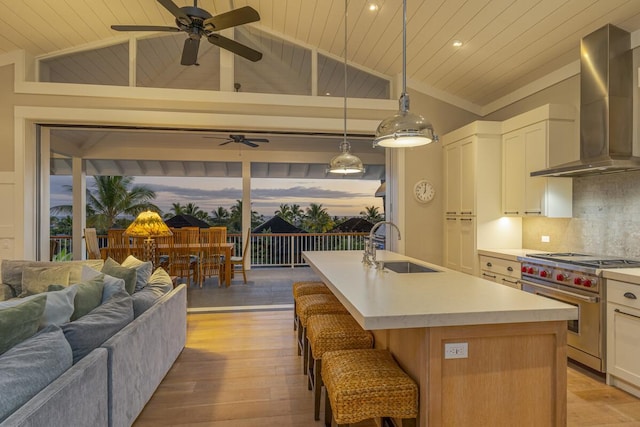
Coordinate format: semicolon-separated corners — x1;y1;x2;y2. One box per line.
382;261;441;274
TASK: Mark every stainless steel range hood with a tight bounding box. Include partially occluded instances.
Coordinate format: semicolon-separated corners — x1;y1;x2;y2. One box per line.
531;24;640;177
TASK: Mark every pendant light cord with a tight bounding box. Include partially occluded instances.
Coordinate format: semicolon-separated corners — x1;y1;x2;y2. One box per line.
342;0;349;150
402;0;407;95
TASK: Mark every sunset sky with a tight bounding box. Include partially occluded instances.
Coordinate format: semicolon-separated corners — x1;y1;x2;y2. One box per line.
50;175;384;219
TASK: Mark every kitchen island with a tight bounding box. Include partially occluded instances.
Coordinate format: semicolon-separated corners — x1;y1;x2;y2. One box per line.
303;250;578;426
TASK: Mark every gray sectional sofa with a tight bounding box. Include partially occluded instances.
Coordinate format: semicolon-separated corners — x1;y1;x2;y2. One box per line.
0;259;187;427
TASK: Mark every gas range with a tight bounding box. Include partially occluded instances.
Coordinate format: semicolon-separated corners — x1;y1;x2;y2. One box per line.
517;252;640;294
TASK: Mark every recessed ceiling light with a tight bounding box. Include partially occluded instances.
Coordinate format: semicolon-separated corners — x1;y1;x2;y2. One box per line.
452;40;463;48
368;2;379;12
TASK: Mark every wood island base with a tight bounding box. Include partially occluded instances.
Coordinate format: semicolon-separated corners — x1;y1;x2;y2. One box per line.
373;321;567;426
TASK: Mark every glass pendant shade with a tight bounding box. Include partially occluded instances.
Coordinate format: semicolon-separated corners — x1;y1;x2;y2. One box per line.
328;140;365;174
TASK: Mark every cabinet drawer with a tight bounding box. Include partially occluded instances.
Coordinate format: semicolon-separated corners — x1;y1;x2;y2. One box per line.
479;256;521;279
480;271;521;289
607;280;640;309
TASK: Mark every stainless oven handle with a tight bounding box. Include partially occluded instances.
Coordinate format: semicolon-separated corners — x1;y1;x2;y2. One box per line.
523;281;599;303
614;308;640;320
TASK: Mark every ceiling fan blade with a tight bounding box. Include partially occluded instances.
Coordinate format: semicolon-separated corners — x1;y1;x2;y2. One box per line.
203;6;260;31
181;37;200;65
111;25;180;32
157;0;192;25
207;33;262;62
242;141;259;148
219;140;234;146
247;138;269;143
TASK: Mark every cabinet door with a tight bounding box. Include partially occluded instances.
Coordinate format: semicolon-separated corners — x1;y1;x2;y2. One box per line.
444;217;460;271
502;131;525;215
444;144;461;215
607;302;640;387
458;217;476;275
523;122;547;215
460;139;476;215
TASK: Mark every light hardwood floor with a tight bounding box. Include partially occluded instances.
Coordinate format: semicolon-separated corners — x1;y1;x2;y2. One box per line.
134;311;640;427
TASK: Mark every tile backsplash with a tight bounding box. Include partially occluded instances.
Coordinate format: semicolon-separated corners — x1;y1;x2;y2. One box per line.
522;170;640;259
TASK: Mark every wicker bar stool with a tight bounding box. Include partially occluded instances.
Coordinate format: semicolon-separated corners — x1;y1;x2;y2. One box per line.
307;314;374;420
292;281;332;331
322;349;418;427
296;294;349;375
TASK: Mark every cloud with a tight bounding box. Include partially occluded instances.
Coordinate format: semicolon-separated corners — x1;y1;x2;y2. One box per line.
253;186;371;199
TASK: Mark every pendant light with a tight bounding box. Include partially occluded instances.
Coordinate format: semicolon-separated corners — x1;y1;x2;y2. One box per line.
328;0;365;175
372;0;437;148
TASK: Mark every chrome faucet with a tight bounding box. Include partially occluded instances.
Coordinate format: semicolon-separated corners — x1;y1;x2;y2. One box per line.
363;221;401;267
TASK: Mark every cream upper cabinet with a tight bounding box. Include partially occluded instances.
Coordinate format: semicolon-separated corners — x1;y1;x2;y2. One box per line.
442;121;521;276
501;105;575;218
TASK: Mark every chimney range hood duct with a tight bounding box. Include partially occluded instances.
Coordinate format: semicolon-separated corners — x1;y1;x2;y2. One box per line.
531;24;640;177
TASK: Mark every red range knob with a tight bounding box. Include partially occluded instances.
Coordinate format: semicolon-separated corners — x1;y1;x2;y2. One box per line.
540;270;549;278
583;279;593;288
527;267;535;274
574;277;582;285
521;266;528;273
556;274;565;281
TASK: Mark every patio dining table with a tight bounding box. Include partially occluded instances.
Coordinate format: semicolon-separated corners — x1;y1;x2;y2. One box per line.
161;242;235;287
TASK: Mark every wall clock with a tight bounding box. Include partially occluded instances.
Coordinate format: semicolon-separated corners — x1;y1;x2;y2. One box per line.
413;179;435;203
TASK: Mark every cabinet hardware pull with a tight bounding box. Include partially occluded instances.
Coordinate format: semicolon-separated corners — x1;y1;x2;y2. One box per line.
507;266;513;272
614;308;640;320
445;211;457;215
460;211;473;214
524;210;542;214
624;292;637;300
502;278;519;285
482;273;496;279
460;218;473;222
486;262;492;267
446;218;457;221
504;211;519;214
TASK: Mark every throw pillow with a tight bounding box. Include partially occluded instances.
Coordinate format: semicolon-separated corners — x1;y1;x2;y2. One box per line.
147;267;174;293
0;286;78;328
19;265;70;297
0;295;47;355
102;258;137;295
70;275;105;321
0;325;72;423
80;265;127;304
62;290;133;363
121;255;153;292
131;268;173;317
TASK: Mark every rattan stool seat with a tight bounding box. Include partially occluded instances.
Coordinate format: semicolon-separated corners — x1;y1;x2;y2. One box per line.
292;281;332;331
295;294;348;376
306;314;373;420
322;349;418;427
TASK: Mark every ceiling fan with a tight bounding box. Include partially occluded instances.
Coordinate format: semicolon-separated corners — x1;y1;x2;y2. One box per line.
207;134;270;148
111;0;262;65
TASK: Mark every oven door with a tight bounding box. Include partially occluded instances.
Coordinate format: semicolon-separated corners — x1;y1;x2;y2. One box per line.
521;280;602;368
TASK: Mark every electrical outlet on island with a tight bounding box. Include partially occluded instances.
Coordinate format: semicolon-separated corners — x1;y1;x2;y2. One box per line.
444;342;468;359
541;235;550;243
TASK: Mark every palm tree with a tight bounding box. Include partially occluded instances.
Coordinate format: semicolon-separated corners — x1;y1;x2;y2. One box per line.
290;203;304;227
303;203;334;233
51;176;158;233
164;202;186;219
360;205;384;223
210;206;230;226
274;203;293;222
228;200;264;232
182;202;210;222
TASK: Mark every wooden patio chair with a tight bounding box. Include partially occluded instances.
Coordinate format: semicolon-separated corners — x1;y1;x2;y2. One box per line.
106;229;129;263
84;227;103;260
198;227;225;287
230;228;250;284
170;227;199;287
155;232;174;272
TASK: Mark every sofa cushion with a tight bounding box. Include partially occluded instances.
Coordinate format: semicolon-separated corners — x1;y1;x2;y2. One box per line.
0;325;73;423
19;265;70;297
131;268;173;318
62;290;133;363
121;255;153;292
80;265;127;304
0;285;78;328
70;275;105;321
0;295;47;355
102;258;137;295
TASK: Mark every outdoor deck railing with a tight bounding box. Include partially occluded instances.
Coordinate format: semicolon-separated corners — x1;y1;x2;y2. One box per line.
50;232;369;267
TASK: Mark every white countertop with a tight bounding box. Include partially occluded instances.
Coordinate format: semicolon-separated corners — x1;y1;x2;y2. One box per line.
303;250;577;330
477;248;546;262
603;268;640;285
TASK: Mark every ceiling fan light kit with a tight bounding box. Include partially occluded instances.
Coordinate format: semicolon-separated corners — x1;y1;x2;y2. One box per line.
327;0;365;175
111;0;262;66
373;0;437;149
